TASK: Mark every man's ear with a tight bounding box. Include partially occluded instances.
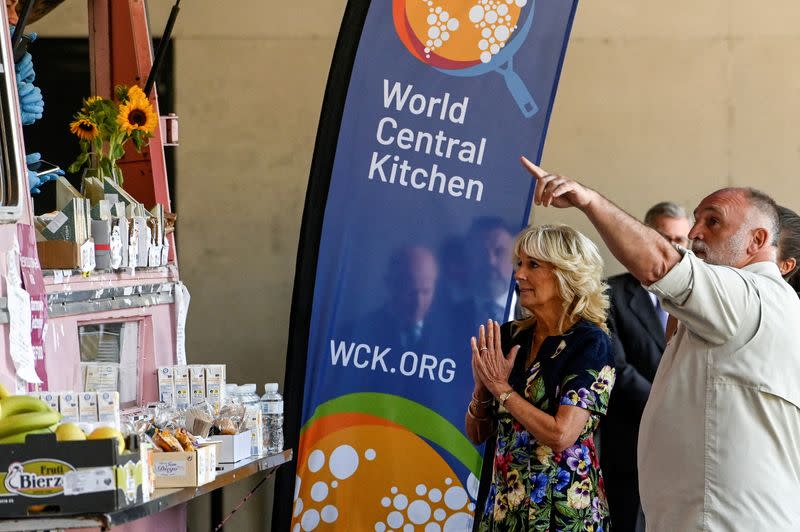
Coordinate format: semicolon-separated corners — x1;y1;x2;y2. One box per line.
749;227;770;253
779;257;797;276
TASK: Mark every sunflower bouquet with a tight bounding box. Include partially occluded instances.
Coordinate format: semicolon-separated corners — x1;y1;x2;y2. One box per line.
68;84;158;185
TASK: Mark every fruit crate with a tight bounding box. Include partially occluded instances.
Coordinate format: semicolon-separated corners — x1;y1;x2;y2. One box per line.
0;433;144;518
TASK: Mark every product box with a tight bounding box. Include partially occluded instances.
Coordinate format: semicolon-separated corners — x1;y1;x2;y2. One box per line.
0;433;145;518
189;365;206;406
36;240;95;271
78;392;99;423
208;430;252;464
173;365;190;408
243;406;264;457
152;442;219;488
58;392;80;423
204;365;225;410
157;366;175;404
97;391;120;428
39;392;60;412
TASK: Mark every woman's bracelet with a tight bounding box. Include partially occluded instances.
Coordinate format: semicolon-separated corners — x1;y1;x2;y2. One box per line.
467;403;491;422
471;391;494;405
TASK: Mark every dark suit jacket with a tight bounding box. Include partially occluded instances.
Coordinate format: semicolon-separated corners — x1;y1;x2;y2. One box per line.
601;272;666;473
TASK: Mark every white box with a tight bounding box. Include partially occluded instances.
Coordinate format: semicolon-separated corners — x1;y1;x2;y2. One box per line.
157;366;175;404
204;365;225;410
189;365;206;406
208;430;252;463
173;365;190;408
39;392;59;411
97;390;120;428
243;405;264;457
58;392;79;423
78;391;99;423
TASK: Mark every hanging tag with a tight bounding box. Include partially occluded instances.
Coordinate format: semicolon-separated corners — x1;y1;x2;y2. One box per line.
174;282;190;365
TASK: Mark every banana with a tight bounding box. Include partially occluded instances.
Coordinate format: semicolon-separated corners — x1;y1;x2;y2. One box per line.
0;396;51;419
0;383;9;399
0;411;61;439
0;427;54;444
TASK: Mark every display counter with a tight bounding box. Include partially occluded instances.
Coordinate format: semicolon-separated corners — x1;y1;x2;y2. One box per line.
0;449;292;531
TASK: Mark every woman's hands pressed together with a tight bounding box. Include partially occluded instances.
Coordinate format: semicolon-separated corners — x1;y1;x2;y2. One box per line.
471;320;521;398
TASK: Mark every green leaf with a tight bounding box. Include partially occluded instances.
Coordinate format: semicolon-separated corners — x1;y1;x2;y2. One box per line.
555;500;581;519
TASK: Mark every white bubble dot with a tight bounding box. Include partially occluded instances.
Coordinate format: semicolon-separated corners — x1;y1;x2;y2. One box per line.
416;484;428;496
293;524;301;532
404;525;414;532
435;6;442;13
391;486;398;494
428;26;441;39
301;509;320;531
387;511;404;528
489;37;496;43
485;10;498;23
515;0;527;6
490;43;500;54
311;481;329;502
481;27;492;38
443;513;472;531
382;497;392;507
294;476;302;501
375;523;386;532
434;508;447;521
445;478;452;485
321;505;338;523
408;500;432;524
478;39;489;50
468;503;475;511
428;488;442;503
307;450;325;473
439;11;449;21
329;445;359;480
294;498;304;517
426;524;442;532
393;494;408;510
424;47;431;53
497;4;509;15
444;486;468;510
506;14;512;21
434;38;442;47
447;18;459;31
365;449;376;461
331;481;338;488
467;473;480;500
426;39;433;46
441;31;450;41
427;14;438;24
469;5;485;23
495;25;510;41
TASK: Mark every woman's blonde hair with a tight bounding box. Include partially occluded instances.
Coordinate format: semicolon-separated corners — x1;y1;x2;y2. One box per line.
513;224;609;334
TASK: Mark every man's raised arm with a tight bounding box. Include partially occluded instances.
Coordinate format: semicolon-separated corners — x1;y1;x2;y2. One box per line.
522;157;680;285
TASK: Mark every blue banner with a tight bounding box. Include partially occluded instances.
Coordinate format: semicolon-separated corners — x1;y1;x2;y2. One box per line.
283;1;577;530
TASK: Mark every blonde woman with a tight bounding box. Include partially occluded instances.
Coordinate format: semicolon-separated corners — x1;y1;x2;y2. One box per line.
466;224;615;532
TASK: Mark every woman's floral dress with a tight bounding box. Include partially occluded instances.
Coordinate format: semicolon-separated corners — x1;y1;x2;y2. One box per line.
478;320;615;532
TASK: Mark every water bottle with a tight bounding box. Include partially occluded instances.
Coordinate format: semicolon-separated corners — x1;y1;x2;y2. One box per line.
261;383;283;454
240;384;263;457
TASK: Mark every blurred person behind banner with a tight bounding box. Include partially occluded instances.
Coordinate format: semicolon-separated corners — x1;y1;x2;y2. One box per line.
466;224;615;531
522;156;800;531
467;217;515;324
777;205;800;296
601;201;691;532
347;245;446;352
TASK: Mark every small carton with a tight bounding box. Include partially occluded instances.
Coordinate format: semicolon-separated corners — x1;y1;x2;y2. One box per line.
204;365;225;410
173;366;190;408
152;442;219;488
39;391;60;411
97;391;120;428
157;366;175;404
209;430;252;464
243;405;264;457
78;392;99;423
84;363;119;392
189;365;206;406
59;392;80;423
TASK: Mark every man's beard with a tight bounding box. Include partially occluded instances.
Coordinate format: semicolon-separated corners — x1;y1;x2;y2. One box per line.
691;227;749;266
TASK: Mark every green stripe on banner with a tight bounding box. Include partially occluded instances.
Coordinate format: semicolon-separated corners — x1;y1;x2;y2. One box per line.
302;392;482;476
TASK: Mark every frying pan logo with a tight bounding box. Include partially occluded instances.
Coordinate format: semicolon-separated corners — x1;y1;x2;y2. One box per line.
394;0;539;117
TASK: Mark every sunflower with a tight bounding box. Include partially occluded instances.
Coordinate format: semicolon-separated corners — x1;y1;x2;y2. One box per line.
116;97;157;135
69;117;99;141
126;85;149;105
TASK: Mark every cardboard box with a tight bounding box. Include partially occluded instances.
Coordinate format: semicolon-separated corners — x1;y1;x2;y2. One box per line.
0;433;144;518
152;442;218;488
36;240;95;271
208;430;252;464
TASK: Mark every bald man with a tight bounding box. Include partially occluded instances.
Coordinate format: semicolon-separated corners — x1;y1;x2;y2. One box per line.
522;157;800;531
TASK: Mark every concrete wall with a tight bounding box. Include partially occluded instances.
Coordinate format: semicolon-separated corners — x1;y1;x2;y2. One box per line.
31;0;800;529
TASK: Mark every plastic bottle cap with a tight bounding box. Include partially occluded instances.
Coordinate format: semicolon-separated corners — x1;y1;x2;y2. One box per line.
242;384;257;394
225;384;239;393
264;383;279;393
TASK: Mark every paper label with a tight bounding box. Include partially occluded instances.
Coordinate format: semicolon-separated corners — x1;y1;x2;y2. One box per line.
148;245;161;268
161;237;170;265
104;193;119;204
80;240;95;273
63;467;116;495
155;460;187;477
174;283;190;365
45;211;68;234
110;226;123;269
